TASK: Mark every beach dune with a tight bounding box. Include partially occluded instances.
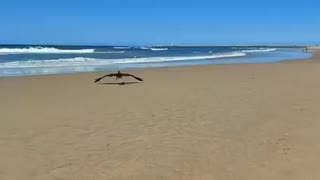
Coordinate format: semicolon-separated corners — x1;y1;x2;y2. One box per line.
0;50;320;180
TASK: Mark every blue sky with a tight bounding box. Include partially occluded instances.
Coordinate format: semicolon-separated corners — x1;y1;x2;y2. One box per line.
0;0;319;45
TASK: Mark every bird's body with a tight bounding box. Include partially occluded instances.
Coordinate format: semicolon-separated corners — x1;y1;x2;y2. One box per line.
94;71;143;83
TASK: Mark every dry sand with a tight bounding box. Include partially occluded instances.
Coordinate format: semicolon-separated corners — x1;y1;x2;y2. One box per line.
1;49;320;180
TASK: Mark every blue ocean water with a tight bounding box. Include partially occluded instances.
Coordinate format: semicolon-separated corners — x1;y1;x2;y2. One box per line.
0;45;312;77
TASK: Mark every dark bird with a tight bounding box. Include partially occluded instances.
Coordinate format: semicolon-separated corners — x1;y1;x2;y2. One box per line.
94;71;143;83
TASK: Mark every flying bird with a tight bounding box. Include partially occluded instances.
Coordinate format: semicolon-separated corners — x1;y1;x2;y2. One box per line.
94;71;143;83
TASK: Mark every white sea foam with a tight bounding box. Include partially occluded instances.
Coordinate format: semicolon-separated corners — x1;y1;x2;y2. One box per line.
151;48;169;51
241;48;276;53
0;47;127;54
0;52;246;68
0;47;96;54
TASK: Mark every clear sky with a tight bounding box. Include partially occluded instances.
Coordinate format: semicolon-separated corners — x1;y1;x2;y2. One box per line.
0;0;319;46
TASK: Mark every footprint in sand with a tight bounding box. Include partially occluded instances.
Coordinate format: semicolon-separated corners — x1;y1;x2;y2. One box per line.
293;105;307;113
276;136;292;156
106;144;110;151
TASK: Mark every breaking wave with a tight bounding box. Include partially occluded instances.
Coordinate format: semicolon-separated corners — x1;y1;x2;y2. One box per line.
0;52;246;68
140;47;151;50
0;47;96;54
241;48;276;53
151;48;169;51
113;46;131;49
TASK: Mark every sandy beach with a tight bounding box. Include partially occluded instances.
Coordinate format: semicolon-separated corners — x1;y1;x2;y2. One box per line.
1;48;320;180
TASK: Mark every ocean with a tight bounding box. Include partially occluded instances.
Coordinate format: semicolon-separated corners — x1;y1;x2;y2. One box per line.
0;45;312;77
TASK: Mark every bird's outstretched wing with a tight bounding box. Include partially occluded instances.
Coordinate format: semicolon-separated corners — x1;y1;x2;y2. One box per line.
94;73;116;83
122;73;144;81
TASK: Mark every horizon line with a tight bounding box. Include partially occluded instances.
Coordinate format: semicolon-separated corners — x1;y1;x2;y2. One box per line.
0;43;314;48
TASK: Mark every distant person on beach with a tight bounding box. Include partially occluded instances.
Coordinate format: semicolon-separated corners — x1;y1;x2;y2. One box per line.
305;46;308;52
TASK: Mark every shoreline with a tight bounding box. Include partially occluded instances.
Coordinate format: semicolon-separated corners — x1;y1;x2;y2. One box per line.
0;47;315;79
1;49;320;179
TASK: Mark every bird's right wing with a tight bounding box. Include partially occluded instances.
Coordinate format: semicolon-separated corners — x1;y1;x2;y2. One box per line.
124;73;143;81
131;75;143;81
